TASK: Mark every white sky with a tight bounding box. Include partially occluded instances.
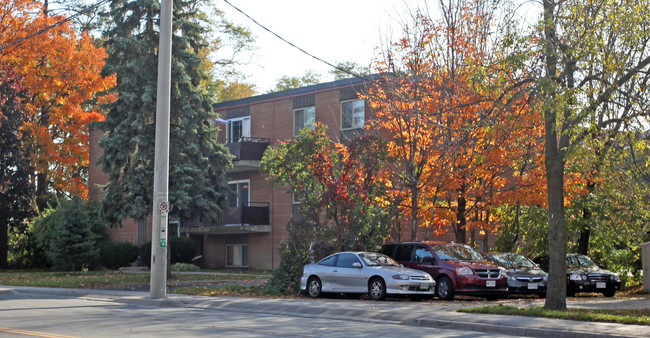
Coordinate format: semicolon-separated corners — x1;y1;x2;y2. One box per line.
219;0;432;92
219;0;540;93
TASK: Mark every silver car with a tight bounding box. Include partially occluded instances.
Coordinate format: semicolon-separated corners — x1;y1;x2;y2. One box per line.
300;251;436;300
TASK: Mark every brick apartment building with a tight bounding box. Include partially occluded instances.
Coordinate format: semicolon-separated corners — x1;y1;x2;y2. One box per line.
89;77;486;271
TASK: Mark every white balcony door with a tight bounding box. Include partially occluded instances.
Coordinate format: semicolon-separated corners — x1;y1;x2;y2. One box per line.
226;117;250;142
228;180;250;207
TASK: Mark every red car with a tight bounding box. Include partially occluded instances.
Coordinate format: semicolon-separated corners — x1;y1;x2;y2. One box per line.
381;241;508;300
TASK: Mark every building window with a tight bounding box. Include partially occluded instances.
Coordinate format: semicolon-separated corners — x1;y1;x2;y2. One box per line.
341;99;364;130
294;106;315;136
226;244;249;267
226;117;250;143
228;180;250;207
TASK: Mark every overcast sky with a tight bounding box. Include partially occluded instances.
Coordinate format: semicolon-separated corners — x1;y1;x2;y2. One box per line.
219;0;540;93
219;0;431;92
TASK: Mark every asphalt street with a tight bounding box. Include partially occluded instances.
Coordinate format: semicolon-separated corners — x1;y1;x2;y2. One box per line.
1;285;649;337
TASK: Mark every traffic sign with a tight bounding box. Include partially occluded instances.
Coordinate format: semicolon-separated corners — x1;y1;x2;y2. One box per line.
159;201;169;213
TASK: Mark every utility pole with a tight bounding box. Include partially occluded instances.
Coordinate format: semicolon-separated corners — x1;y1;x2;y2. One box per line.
150;0;173;299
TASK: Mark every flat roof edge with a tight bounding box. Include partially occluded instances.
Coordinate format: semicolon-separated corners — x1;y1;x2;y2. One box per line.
213;76;372;110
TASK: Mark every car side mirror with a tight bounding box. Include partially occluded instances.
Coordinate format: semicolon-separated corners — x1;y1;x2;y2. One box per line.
352;262;362;268
421;256;434;264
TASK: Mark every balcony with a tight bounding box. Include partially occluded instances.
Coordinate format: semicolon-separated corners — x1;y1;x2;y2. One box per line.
226;137;270;172
223;202;270;226
180;202;271;235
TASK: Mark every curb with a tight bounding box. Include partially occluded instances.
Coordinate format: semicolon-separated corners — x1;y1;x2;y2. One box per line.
416;318;634;338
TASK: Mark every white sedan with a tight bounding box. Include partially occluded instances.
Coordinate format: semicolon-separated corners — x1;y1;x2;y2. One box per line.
300;251;436;300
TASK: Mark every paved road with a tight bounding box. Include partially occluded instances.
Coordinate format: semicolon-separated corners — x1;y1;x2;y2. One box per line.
1;286;649;337
0;290;513;337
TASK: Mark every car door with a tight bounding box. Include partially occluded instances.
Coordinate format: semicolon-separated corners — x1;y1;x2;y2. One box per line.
412;245;439;277
331;253;365;292
315;254;338;292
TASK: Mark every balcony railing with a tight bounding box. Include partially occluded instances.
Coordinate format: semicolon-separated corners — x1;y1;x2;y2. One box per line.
179;202;271;235
223;201;270;226
225;137;270;161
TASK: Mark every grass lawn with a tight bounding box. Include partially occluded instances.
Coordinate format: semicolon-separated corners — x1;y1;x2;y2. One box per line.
459;305;650;326
0;270;270;289
460;285;650;326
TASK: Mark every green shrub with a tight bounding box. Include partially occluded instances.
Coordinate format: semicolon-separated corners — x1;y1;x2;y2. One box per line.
169;236;196;264
170;262;200;272
98;241;139;269
48;199;99;272
138;242;152;268
138;236;197;268
13;198;107;269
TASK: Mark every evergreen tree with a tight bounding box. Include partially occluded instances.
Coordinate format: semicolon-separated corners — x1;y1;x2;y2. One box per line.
0;65;36;269
98;0;237;234
48;199;99;272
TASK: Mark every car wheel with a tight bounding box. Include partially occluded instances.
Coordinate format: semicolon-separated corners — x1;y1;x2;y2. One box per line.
368;277;387;301
436;276;455;300
566;289;576;297
603;290;616;297
538;292;546;299
307;277;322;298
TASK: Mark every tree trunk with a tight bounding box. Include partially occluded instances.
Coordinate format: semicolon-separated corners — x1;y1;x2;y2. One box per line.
544;151;567;310
410;186;419;241
577;208;591;255
577;181;595;255
0;221;7;269
510;202;521;252
455;193;467;243
543;0;567;311
36;172;48;211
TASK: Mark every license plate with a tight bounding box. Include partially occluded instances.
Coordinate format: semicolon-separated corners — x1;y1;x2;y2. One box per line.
528;283;538;290
596;282;606;289
420;283;430;290
486;280;496;287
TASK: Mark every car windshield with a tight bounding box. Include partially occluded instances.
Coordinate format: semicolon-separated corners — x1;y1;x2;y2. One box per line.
567;255;598;268
434;244;484;261
490;254;537;269
359;253;399;266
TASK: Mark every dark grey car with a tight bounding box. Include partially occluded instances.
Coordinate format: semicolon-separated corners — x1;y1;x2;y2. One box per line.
484;253;547;298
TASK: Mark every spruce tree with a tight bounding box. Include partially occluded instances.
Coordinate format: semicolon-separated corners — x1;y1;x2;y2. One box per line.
98;0;235;235
48;199;99;272
0;65;36;268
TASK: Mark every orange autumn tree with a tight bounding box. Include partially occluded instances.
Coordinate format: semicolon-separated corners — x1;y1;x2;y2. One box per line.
363;0;546;243
0;0;116;203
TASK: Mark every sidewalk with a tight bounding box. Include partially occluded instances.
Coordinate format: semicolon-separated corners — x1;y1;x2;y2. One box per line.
2;285;649;337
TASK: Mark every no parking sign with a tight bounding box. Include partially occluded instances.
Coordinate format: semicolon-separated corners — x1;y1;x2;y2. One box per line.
159;201;169;213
